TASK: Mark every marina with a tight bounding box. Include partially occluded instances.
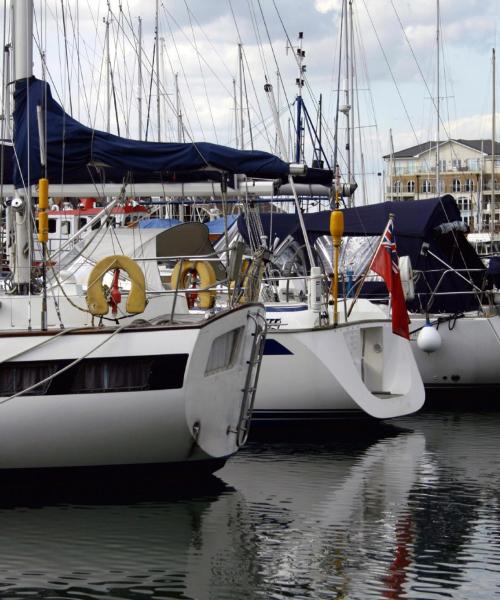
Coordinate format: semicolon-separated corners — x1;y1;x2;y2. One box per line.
0;0;499;598
0;407;499;599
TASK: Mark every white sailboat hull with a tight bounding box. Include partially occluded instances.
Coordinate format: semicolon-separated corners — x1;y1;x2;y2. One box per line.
410;313;500;390
254;305;425;421
0;305;264;471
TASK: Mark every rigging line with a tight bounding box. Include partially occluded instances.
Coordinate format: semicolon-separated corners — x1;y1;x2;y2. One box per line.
108;16;122;136
184;0;218;143
242;57;274;150
242;54;254;150
144;40;155;141
269;0;346;172
227;1;271;148
255;0;296;131
360;0;422;150
354;16;383;184
109;3;189;136
60;0;73;115
389;0;459;164
386;3;479;278
162;5;234;100
162;9;205;142
183;1;236;81
227;0;242;44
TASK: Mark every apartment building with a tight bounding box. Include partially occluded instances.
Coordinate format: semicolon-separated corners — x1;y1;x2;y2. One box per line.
383;139;500;232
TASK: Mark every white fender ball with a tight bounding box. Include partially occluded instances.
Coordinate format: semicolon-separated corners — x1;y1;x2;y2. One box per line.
417;324;442;353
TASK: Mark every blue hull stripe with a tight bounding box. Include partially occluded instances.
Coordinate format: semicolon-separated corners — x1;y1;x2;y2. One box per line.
263;339;293;355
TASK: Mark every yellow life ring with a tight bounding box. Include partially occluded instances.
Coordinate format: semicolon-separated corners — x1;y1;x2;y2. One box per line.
86;255;147;316
171;260;216;309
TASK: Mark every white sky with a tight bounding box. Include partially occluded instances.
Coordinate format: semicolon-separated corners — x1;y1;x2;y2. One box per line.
3;0;499;199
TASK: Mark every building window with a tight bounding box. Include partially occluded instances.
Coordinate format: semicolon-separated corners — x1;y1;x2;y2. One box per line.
464;179;474;192
407;180;415;193
467;158;481;170
393;180;401;193
438;159;447;172
452;179;461;192
451;159;462;171
407;161;417;175
422;179;432;193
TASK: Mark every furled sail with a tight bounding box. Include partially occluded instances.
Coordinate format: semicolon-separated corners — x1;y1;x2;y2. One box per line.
13;77;291;188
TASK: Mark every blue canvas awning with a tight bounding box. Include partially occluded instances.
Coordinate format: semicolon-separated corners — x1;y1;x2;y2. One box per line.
237;196;487;313
13;77;292;188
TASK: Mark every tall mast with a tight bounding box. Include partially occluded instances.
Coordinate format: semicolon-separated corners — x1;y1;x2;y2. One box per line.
349;0;355;203
12;0;33;293
491;48;496;239
155;0;160;142
233;77;238;148
344;0;351;189
137;16;142;140
105;5;110;133
295;32;305;163
175;73;183;142
238;43;244;150
436;0;440;199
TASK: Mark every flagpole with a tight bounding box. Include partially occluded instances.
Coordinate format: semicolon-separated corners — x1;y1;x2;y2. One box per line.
346;213;394;318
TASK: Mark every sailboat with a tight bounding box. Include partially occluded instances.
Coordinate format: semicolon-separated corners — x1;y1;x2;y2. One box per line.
0;0;280;474
301;195;500;395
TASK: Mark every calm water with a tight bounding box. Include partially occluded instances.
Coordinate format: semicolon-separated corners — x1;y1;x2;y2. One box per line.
0;410;499;599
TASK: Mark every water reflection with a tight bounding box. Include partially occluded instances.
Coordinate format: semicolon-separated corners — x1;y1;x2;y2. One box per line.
0;412;498;599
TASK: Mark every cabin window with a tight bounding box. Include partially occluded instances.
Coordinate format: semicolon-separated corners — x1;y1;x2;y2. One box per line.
205;328;243;375
78;217;88;229
0;354;188;396
61;220;71;235
452;179;461;192
407;180;415;193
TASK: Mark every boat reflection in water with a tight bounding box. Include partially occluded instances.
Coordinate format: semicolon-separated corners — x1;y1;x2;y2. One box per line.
0;413;499;599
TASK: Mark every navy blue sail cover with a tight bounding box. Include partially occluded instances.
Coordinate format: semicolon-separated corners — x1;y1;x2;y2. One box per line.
13;77;290;187
238;196;487;313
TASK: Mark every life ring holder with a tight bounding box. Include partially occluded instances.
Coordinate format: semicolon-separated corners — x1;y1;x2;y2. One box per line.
171;260;217;309
86;255;147;316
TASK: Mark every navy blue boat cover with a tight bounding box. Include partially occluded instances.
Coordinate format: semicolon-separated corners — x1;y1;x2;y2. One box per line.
238;196;488;313
13;77;290;187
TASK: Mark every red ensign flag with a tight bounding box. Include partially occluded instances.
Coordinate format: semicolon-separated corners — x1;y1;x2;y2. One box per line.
369;217;410;340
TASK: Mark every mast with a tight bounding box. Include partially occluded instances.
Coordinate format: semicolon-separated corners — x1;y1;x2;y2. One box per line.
238;42;244;150
349;0;355;202
155;0;160;142
105;6;110;133
295;32;305;163
491;48;496;239
436;0;440;199
12;0;33;294
233;77;238;148
343;0;351;195
389;128;395;200
175;73;183;142
137;16;142;140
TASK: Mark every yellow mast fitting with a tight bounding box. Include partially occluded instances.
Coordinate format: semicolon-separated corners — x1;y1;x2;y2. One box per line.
37;177;49;243
330;199;344;326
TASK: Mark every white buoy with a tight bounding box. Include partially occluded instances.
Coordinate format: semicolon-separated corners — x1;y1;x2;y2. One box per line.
417;324;442;353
